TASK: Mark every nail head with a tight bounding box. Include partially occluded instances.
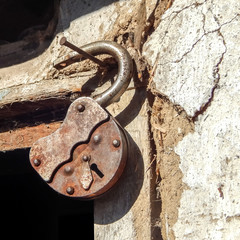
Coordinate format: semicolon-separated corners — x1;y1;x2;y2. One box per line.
93;135;101;143
64;166;73;174
66;186;74;195
82;155;91;162
33;159;41;166
112;139;120;148
77;104;85;112
60;37;67;45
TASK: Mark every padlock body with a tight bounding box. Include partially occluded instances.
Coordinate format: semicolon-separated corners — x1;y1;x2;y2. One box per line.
50;117;127;199
29;97;127;199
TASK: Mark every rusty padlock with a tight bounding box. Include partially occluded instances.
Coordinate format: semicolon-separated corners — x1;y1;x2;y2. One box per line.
29;38;133;199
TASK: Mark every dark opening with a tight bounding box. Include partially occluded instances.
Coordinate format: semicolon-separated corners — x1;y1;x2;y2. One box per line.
0;149;94;240
0;0;55;43
90;163;104;178
0;0;59;68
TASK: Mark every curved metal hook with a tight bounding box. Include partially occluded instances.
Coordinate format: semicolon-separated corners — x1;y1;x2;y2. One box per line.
54;40;133;108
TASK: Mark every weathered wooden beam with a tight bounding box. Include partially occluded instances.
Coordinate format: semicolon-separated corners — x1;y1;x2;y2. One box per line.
0;122;61;151
0;64;116;152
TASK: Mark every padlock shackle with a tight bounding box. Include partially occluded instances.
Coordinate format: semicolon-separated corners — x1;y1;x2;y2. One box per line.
54;40;133;107
80;41;133;107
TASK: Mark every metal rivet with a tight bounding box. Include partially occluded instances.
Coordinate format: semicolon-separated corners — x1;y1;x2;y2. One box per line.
82;155;91;162
66;186;74;195
112;139;120;148
33;159;41;166
64;166;73;174
93;134;101;143
76;104;85;112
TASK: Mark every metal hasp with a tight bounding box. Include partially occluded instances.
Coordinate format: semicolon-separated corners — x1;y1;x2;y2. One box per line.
29;39;133;199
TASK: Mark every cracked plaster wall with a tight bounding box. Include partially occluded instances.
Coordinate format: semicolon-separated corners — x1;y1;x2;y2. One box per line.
144;0;240;239
1;0;240;239
0;0;160;239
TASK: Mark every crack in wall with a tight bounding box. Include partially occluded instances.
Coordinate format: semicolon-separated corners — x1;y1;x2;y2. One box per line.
173;14;237;64
144;1;240;239
156;0;208;51
150;11;238;122
161;0;207;21
191;22;230;121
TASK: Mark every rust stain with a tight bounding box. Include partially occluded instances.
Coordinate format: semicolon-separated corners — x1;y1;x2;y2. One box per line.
218;184;224;199
29;97;109;182
72;87;82;93
0;122;61;151
49;118;127;199
29;97;127;199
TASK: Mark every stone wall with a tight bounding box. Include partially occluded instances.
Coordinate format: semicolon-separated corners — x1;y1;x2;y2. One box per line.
144;0;240;239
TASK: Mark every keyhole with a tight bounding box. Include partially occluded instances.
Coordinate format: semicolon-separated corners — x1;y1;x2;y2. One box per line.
90;164;104;178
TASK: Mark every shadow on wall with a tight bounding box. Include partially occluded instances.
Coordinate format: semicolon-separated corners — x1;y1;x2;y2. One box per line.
94;132;144;224
94;75;146;224
0;0;117;68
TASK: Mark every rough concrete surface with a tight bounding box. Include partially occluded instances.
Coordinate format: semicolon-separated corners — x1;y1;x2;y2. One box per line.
0;0;163;239
144;0;239;117
144;0;240;239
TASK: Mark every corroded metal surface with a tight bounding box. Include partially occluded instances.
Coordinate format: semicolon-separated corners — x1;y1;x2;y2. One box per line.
49;118;127;199
79;157;93;190
29;97;109;182
29;97;127;199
